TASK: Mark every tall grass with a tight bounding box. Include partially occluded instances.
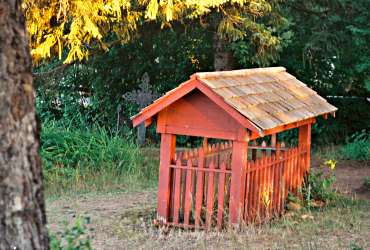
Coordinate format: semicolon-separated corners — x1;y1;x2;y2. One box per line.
320;129;370;162
41;121;159;197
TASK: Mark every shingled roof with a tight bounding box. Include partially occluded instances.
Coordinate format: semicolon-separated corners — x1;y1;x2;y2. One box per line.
132;67;337;132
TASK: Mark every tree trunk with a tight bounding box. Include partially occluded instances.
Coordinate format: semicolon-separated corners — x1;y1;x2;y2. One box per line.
213;33;234;71
0;1;49;249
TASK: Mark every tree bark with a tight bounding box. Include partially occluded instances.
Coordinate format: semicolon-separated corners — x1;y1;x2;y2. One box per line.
0;1;49;249
213;33;234;71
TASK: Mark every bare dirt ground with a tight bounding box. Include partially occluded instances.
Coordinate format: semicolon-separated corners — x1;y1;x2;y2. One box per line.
312;159;370;201
46;161;370;250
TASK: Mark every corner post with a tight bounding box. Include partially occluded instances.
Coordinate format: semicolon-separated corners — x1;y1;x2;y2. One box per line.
157;133;176;223
229;140;248;226
298;124;311;173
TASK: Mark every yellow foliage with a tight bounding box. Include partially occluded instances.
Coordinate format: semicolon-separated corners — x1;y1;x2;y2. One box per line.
324;159;337;170
24;0;279;64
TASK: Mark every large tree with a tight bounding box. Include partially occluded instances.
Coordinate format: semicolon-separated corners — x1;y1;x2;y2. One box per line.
0;0;49;249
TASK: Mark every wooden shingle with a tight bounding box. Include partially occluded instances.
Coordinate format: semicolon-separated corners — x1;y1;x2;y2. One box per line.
194;67;337;130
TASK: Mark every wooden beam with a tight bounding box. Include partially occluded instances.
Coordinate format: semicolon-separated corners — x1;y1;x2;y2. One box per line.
298;124;311;173
157;133;176;224
263;118;316;136
229;140;248;226
157;124;243;141
144;117;152;127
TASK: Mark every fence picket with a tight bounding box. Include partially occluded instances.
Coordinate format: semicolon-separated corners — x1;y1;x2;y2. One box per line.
249;161;256;222
184;160;193;225
217;162;226;229
195;149;205;227
206;160;215;230
173;160;182;224
268;155;274;215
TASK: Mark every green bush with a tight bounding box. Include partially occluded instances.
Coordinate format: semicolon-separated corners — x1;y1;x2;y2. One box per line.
301;159;338;207
340;130;370;161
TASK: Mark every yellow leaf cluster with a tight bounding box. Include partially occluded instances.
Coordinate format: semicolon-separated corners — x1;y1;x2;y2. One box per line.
24;0;279;64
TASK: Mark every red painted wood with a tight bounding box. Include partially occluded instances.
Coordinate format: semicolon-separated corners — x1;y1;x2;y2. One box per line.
289;149;294;194
195;79;262;135
299;123;312;173
267;155;273;215
144;117;152;127
184;160;193;225
206;160;215;230
294;148;299;195
244;163;251;221
157;133;176;223
156;90;249;141
249;162;256;221
255;158;261;220
261;155;268;218
273;154;279;215
229;140;248;226
173;160;182;224
195;148;205;227
281;150;288;211
132;79;197;127
263;118;315;137
275;144;281;215
217;162;226;229
255;160;261;221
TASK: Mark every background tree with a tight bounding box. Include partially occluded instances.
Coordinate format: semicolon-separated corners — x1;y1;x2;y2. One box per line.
0;0;49;249
279;0;370;143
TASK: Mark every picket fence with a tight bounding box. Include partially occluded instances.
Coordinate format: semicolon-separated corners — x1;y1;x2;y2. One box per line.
167;141;308;230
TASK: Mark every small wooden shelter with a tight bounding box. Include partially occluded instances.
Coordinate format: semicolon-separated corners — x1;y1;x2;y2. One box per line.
132;67;337;229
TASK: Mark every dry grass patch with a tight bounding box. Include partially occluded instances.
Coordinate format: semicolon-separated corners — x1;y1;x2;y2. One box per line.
47;191;369;250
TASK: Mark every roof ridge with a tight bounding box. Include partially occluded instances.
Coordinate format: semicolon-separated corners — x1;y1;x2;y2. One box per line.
192;67;286;79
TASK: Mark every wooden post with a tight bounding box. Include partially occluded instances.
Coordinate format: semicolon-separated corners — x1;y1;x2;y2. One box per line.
229;140;248;226
157;133;176;223
298;124;311;173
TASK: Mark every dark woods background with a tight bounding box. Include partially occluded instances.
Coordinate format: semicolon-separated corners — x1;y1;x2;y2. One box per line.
34;0;369;147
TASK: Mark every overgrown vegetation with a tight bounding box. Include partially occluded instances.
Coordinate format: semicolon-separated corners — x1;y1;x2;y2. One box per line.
299;159;338;207
41;121;159;197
